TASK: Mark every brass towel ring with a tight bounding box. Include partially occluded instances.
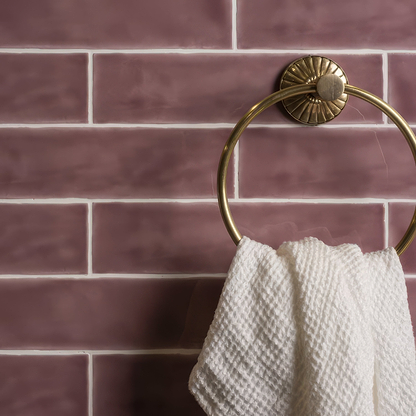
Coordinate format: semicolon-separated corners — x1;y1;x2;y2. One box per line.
217;56;416;256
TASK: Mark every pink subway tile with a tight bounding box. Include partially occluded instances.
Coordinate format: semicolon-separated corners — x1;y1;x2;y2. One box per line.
0;355;88;416
0;0;230;48
240;127;416;199
232;203;384;254
389;203;416;274
94;355;203;416
0;54;87;123
94;54;382;124
0;128;232;199
406;279;416;338
389;54;416;124
93;203;234;274
93;202;384;274
0;278;223;349
0;204;87;274
238;0;416;49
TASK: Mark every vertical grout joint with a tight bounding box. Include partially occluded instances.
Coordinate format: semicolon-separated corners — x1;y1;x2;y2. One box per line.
232;0;237;50
382;52;388;124
88;202;93;275
88;353;93;416
88;52;94;124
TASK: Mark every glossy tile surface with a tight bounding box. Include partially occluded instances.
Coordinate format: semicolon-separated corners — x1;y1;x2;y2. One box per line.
240;128;416;198
93;202;384;274
0;0;231;48
238;0;416;49
0;355;88;416
0;128;232;198
231;203;385;254
389;203;416;274
93;202;234;273
389;54;416;123
0;278;223;349
94;355;204;416
0;54;87;123
2;0;416;412
0;204;87;274
94;54;382;124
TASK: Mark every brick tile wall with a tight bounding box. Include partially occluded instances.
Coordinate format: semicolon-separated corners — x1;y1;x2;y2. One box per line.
0;0;416;415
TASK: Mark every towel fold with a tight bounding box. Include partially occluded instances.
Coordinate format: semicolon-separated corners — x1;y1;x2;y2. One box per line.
189;237;416;416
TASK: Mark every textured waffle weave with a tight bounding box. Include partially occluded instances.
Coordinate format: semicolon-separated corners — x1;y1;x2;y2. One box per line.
189;237;416;416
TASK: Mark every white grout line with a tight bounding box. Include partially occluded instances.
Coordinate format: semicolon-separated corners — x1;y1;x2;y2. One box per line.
0;199;92;204
0;197;413;204
230;198;416;204
316;123;399;129
0;198;218;204
0;48;416;55
244;198;411;204
0;48;93;54
90;349;202;355
0;273;227;279
232;0;237;50
0;123;236;129
88;273;227;279
0;349;201;355
0;122;407;129
384;202;389;248
88;202;93;276
382;52;388;124
0;350;89;355
0;198;219;204
88;354;93;416
406;274;416;279
88;52;94;124
0;269;414;280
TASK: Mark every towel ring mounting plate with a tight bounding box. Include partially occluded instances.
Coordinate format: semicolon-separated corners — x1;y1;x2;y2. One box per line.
217;56;416;256
280;56;349;125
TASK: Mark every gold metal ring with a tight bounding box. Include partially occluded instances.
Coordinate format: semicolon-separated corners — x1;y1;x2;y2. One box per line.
217;83;416;256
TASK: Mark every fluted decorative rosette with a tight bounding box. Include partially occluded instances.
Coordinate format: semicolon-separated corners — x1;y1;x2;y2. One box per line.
280;56;348;125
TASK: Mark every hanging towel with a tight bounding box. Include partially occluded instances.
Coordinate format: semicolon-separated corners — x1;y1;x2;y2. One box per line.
189;236;416;416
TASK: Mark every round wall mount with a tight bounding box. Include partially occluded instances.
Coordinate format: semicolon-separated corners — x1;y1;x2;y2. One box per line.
280;56;348;125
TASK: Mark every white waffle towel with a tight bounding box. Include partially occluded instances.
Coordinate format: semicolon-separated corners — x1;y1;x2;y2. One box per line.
189;236;416;416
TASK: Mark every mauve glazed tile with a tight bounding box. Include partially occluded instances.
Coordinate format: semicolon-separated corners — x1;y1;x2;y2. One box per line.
0;204;87;274
389;203;416;274
0;278;222;349
0;0;230;48
389;54;416;124
93;54;382;124
238;0;416;49
406;280;416;337
93;203;235;274
93;202;384;274
0;128;232;199
240;127;416;199
94;355;204;416
231;203;385;253
0;355;88;416
0;54;87;123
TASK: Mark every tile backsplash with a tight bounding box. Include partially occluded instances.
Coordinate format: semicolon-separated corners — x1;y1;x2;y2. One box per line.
1;0;416;415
